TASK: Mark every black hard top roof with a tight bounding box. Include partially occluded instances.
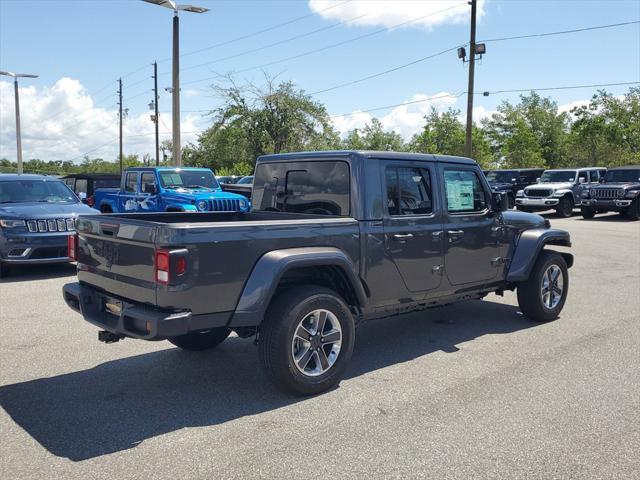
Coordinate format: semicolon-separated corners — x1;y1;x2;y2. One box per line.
258;150;476;165
608;165;640;170
61;173;121;179
485;168;545;172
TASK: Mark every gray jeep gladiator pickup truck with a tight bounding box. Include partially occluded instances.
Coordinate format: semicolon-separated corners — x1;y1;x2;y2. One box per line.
63;151;573;395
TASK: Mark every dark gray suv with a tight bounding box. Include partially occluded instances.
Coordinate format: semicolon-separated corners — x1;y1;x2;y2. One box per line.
0;174;98;277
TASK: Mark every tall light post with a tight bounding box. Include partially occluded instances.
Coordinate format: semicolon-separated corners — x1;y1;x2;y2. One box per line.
142;0;209;166
0;71;38;174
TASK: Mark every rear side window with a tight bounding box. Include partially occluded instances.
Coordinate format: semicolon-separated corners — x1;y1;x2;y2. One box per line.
252;161;350;216
74;179;88;195
125;172;138;193
444;169;488;213
385;167;433;216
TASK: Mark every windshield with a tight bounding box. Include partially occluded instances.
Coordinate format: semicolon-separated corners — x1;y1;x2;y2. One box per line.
539;170;576;183
604;169;640;183
485;171;517;183
0;180;78;204
237;176;254;185
158;169;219;190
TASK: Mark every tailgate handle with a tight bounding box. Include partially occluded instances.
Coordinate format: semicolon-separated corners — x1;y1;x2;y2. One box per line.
100;223;119;236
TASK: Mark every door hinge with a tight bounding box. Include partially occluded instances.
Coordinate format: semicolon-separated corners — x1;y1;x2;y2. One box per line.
491;257;508;266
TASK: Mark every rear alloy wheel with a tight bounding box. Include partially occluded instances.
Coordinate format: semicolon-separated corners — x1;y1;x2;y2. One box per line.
259;285;355;396
517;251;569;322
555;196;574;218
580;206;596;219
169;328;231;351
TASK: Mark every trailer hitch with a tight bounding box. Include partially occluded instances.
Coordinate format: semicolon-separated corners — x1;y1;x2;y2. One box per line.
98;331;124;344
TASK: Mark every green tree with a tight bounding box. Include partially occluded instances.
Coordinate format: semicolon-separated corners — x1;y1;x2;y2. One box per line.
341;118;405;151
408;108;493;168
483;92;569;169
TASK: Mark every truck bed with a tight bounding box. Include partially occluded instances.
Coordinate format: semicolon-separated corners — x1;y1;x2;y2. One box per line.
74;211;360;318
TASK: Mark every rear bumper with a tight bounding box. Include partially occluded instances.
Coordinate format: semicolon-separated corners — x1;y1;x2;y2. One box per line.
62;282;230;340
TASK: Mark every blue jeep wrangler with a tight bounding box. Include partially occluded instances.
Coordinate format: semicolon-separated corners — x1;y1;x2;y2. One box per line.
94;167;250;213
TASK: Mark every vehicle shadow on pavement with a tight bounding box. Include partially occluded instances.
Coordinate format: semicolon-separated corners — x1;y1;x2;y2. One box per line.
0;263;76;283
0;300;534;462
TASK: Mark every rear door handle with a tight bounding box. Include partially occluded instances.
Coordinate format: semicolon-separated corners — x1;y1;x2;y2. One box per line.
392;233;414;240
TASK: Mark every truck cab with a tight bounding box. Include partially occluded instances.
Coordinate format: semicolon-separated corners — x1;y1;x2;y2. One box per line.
94;167;250;214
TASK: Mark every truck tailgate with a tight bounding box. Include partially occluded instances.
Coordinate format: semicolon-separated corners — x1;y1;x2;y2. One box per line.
75;215;157;305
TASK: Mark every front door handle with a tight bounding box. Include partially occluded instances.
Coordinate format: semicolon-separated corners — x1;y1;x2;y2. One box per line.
447;230;464;242
392;233;414;240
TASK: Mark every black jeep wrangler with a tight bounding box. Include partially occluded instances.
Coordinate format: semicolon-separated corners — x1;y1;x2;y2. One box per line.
580;166;640;220
484;169;545;209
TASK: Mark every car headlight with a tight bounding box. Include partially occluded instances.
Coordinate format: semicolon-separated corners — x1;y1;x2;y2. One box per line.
196;200;208;211
516;190;524;197
239;199;247;210
625;190;639;198
552;190;564;197
0;219;26;228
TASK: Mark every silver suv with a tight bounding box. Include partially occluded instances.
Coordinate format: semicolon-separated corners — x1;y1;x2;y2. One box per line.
515;167;606;217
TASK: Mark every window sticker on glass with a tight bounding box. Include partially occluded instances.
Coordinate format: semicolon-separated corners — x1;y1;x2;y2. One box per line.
160;173;183;186
447;180;474;211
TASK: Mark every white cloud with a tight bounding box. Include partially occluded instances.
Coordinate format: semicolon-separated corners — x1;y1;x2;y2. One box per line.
557;99;590;116
332;92;458;139
309;0;486;30
0;78;207;163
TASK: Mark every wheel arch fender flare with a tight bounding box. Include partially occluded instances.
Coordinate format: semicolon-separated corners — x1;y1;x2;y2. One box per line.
507;228;574;282
229;247;367;327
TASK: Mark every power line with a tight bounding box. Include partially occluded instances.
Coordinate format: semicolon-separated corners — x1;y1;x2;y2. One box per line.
479;81;640;95
329;92;466;118
479;19;639;43
182;2;468;86
176;13;368;75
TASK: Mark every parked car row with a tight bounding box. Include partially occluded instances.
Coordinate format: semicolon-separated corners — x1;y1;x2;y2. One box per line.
484;166;640;220
0;167;251;277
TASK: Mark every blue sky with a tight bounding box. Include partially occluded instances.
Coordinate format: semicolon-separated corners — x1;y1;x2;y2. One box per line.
1;0;639;162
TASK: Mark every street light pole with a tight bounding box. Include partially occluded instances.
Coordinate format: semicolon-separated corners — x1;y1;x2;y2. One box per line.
172;10;181;166
0;71;39;174
141;0;209;167
464;0;477;158
153;62;160;166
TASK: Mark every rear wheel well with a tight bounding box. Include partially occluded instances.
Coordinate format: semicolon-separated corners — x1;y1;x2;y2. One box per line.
275;265;362;316
100;204;113;213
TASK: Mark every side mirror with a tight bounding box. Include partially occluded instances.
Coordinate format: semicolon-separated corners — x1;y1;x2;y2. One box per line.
77;192;87;200
536;178;541;183
599;177;605;183
492;192;504;211
578;177;586;184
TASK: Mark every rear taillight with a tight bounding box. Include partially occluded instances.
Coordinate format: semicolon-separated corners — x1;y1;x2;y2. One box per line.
155;250;170;285
68;234;78;261
155;249;188;285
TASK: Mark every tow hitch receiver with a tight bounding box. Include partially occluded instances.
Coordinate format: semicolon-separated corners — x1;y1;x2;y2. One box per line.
98;331;124;343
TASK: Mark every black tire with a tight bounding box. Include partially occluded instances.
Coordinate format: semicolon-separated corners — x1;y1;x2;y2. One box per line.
555;195;574;218
100;204;113;213
169;327;231;351
517;250;569;322
0;262;10;279
259;285;355;396
506;194;515;210
624;199;640;220
580;206;596;219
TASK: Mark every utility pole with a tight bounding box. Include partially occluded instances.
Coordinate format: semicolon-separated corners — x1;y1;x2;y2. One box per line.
464;0;477;158
153;62;160;166
118;78;123;173
172;11;181;166
0;71;38;174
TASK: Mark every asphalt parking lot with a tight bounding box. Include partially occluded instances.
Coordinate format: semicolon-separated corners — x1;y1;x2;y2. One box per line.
1;213;639;479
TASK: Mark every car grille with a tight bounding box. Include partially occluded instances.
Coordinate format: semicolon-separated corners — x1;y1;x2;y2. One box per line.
592;188;623;199
525;189;552;197
209;199;241;211
26;218;75;233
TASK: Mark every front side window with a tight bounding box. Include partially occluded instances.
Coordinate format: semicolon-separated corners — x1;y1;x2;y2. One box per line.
253;161;350;216
578;171;588;183
141;172;157;193
385;167;433;216
444;169;488;213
